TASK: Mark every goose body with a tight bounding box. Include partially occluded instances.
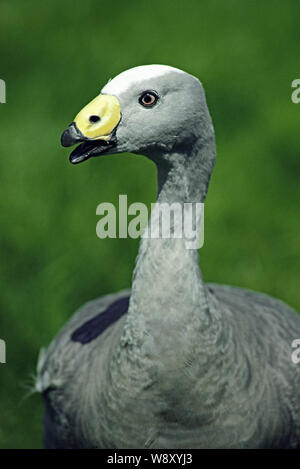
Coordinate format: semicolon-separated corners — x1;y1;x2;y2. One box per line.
37;65;300;448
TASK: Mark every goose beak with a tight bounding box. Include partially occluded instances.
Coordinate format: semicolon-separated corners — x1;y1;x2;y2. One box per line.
61;94;121;164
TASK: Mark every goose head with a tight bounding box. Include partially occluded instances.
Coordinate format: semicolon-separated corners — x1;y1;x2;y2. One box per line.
61;65;215;169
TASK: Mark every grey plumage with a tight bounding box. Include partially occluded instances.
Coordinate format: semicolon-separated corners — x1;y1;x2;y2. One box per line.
37;65;300;448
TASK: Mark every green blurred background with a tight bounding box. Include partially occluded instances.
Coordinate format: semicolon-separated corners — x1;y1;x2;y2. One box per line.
0;0;299;448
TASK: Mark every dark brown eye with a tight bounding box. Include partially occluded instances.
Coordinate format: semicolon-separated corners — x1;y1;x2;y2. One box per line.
139;91;159;108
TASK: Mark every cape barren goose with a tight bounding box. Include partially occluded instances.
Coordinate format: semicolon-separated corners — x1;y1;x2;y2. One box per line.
36;65;300;448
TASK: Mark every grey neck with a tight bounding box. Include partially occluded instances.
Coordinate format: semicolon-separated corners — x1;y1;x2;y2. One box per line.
118;136;218;363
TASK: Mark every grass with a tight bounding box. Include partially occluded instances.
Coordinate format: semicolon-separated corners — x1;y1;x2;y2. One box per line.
0;0;299;448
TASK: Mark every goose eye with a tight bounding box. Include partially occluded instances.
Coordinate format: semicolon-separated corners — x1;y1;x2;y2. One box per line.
139;91;159;108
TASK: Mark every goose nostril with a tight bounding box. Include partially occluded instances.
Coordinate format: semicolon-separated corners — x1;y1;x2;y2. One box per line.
89;115;101;124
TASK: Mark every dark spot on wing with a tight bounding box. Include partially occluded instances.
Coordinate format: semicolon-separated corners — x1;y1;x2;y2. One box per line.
208;286;214;293
71;296;130;345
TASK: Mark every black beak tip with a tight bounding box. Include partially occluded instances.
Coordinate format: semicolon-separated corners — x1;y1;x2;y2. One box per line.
61;122;83;147
61;130;69;147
